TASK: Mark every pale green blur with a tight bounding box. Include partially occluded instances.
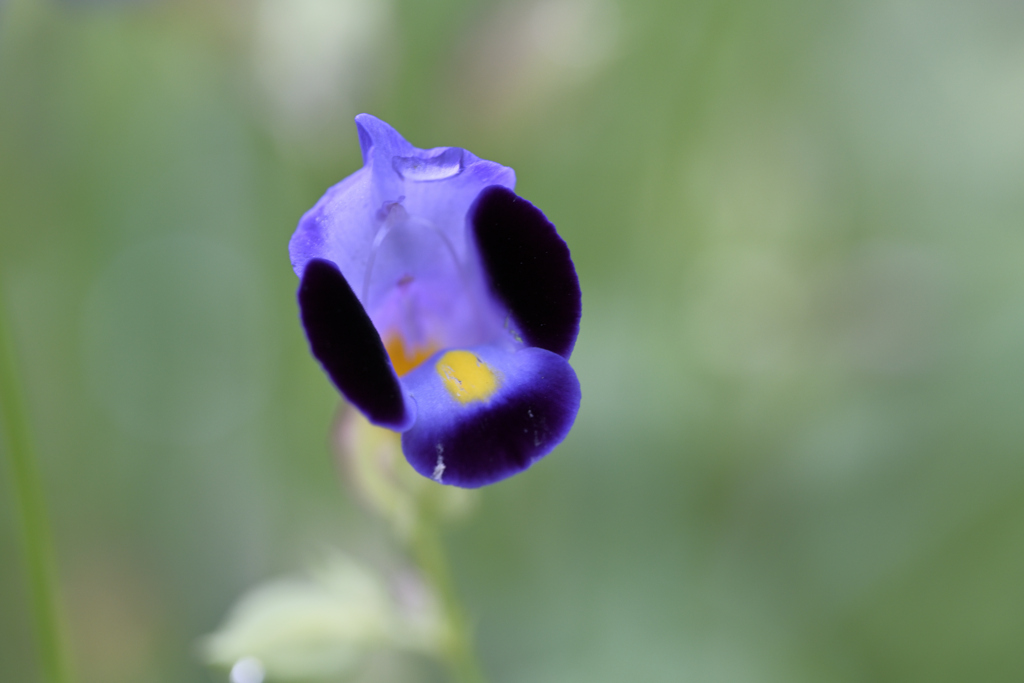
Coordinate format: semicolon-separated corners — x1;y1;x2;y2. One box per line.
2;0;1024;681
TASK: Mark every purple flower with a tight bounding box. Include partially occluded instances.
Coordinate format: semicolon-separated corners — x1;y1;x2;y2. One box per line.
290;115;581;488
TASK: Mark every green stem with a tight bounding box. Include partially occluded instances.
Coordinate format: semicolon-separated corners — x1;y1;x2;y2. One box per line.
0;288;73;683
410;504;486;683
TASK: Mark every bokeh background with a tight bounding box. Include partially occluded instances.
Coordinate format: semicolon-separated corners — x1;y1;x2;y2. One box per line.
3;0;1024;681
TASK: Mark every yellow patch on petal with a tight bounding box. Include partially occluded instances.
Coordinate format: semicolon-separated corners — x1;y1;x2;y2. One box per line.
436;350;500;404
385;336;437;377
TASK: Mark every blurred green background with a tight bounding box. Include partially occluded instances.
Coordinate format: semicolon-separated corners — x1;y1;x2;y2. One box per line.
3;0;1024;681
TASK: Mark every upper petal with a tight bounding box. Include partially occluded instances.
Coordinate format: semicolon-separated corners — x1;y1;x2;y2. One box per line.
290;116;517;321
289;166;376;282
355;114;516;266
355;113;414;205
398;154;515;263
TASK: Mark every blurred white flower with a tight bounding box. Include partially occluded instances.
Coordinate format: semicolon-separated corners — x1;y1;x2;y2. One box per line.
202;553;442;681
230;657;265;683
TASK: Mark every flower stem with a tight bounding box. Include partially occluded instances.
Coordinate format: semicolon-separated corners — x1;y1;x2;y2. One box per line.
0;288;73;683
410;504;486;683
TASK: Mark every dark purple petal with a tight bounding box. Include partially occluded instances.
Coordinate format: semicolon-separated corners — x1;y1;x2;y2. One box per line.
400;345;581;488
470;186;582;359
299;259;414;431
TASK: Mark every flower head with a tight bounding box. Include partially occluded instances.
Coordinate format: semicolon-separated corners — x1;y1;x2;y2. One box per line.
290;115;581;487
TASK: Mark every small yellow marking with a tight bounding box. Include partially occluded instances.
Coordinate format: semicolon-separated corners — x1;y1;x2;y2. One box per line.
385;336;437;376
436;350;500;403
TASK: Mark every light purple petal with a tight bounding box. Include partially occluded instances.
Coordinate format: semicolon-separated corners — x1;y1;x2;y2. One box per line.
290;115;518;353
355;114;516;265
289;167;375;282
